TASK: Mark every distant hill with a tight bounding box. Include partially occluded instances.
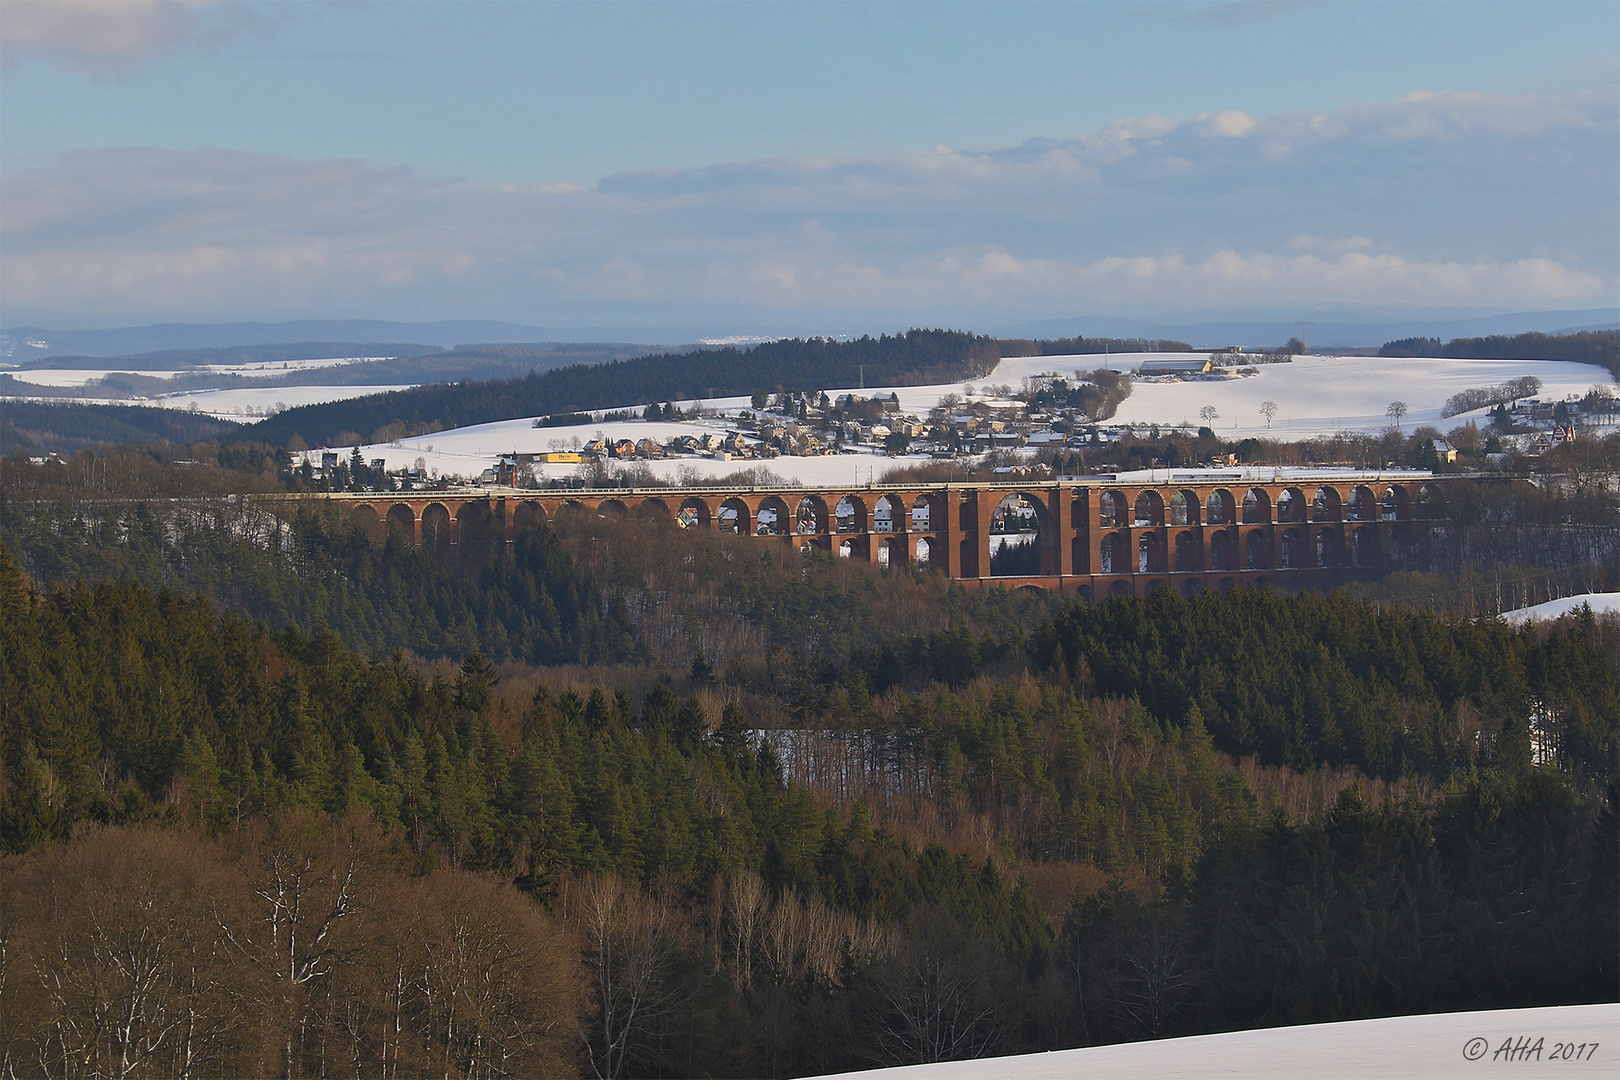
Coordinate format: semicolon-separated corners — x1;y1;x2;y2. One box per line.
5;343;645;393
1;319;780;358
245;329;1002;448
10;342;443;371
0;402;245;454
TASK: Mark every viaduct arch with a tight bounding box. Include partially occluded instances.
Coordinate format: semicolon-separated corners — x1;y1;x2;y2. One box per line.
278;471;1449;599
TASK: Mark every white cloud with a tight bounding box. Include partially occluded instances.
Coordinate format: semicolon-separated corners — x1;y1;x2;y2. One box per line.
1198;110;1258;137
3;87;1615;324
0;0;259;77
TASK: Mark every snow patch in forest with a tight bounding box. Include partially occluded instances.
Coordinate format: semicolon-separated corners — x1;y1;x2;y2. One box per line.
1500;592;1620;624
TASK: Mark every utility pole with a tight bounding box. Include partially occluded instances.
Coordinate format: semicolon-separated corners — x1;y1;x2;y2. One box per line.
1296;321;1312;355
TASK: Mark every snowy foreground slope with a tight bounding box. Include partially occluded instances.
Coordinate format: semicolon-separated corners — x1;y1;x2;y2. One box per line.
349;351;1607;483
809;1004;1616;1080
1501;593;1620;624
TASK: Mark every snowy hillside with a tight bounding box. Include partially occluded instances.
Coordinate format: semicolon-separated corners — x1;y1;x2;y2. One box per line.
342;351;1608;483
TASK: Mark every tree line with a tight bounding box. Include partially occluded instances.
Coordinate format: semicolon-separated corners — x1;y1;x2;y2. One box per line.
0;498;639;669
1;542;1613;1076
0;402;245;456
1380;330;1619;378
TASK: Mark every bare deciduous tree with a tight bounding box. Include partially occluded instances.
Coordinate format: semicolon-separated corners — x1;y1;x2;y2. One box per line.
572;873;677;1080
10;828;248;1080
725;871;766;990
225;807;376;1077
861;910;1002;1066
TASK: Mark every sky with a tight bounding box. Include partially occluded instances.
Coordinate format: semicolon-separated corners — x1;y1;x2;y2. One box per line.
2;0;1617;333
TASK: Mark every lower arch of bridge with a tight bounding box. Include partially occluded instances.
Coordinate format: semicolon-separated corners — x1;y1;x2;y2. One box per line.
677;497;710;529
1173;530;1200;572
915;536;934;568
1098;531;1125;575
548;499;587;527
1316;527;1342;567
1279;527;1305;568
421;503;452;556
512;500;546;534
597;498;628;519
636;498;669;524
456;501;500;556
1351;524;1377;566
386;502;416;543
1245;529;1272;570
878;535;904;569
350;504;383;544
796;495;828;534
718;497;750;535
756;495;791;535
1137;531;1165;574
1209;529;1233;571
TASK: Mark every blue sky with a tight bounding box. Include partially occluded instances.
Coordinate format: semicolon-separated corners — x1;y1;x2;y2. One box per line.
2;0;1617;331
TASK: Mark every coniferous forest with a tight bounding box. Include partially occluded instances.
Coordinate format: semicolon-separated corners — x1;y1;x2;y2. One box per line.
0;452;1616;1079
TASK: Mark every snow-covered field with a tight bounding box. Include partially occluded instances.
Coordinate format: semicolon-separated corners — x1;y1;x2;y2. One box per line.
342;351;1609;483
0;355;408;419
1501;592;1620;624
3;368;149;387
808;1004;1616;1080
0;355;393;388
156;384;415;420
1100;354;1604;437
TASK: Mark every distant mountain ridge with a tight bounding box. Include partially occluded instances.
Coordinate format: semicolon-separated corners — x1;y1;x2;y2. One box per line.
7;308;1616;358
993;308;1620;349
2;320;756;358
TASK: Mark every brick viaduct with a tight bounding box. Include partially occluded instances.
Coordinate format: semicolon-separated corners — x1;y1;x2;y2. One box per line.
286;471;1449;599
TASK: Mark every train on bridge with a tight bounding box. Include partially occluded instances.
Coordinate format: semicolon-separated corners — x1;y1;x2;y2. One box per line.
281;468;1449;600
